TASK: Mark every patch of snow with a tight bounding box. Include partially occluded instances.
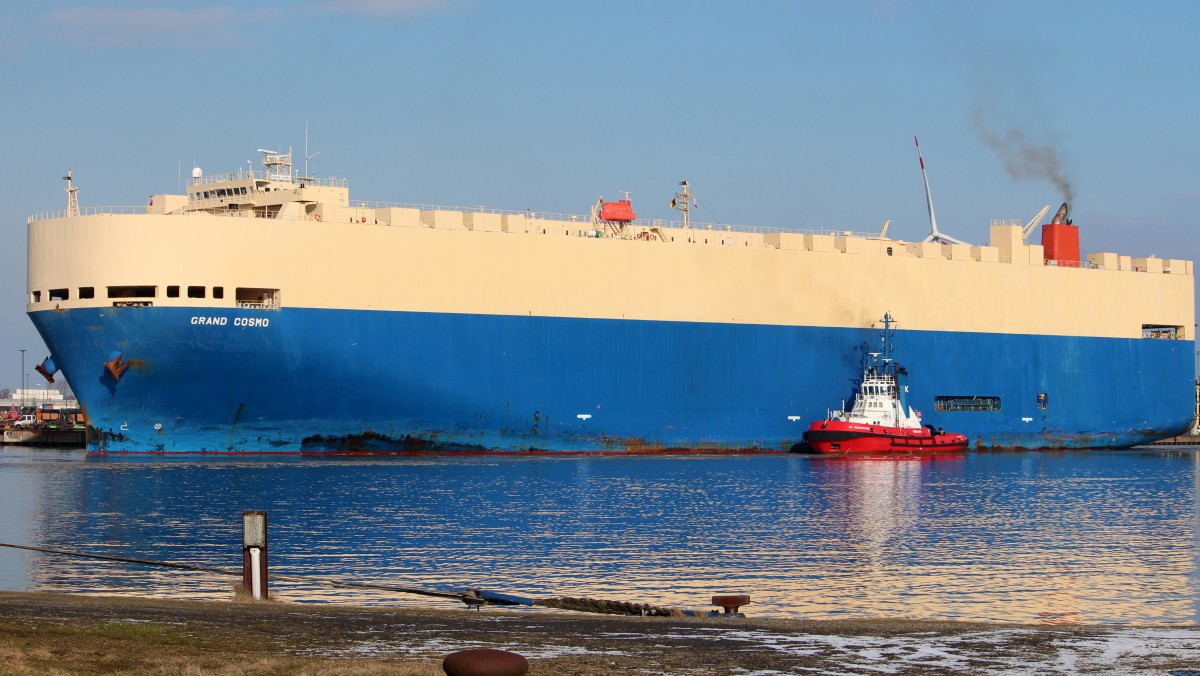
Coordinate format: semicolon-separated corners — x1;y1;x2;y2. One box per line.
630;627;1200;675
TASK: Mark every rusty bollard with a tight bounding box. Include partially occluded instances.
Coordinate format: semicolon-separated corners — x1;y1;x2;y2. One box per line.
460;590;486;610
442;648;528;676
711;594;751;615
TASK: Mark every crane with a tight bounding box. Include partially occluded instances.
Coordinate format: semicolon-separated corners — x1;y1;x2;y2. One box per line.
1021;205;1052;241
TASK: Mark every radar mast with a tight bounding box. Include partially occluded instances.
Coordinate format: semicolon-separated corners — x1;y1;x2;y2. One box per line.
672;180;694;230
258;148;294;183
63;170;79;217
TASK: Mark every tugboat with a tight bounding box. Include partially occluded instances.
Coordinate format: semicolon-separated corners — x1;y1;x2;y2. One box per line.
802;313;969;455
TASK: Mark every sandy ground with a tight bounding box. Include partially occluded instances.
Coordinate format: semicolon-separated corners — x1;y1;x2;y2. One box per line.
2;591;1200;674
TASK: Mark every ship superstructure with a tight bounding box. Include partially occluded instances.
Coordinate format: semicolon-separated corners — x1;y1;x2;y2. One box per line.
25;148;1196;452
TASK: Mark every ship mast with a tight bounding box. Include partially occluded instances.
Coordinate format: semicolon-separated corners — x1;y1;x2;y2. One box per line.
672;180;694;229
879;312;895;361
63;169;79;217
258;148;294;183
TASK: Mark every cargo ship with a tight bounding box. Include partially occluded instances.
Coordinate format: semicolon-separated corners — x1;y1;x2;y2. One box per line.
25;147;1196;453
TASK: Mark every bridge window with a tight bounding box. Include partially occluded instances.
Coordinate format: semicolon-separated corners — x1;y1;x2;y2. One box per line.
213;286;224;299
934;396;1001;412
167;286;179;298
188;286;205;298
79;287;94;299
49;288;69;301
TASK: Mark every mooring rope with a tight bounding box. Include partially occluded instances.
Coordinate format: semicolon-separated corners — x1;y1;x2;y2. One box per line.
534;596;676;616
0;542;674;613
0;542;240;577
0;542;470;601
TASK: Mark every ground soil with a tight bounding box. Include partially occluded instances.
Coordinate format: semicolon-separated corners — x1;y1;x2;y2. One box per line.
1;591;1198;674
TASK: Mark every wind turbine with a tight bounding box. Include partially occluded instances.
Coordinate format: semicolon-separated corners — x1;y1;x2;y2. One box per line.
915;136;970;246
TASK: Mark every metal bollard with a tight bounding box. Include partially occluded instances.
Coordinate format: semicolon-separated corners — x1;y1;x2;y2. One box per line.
442;648;528;676
711;594;750;615
242;511;268;600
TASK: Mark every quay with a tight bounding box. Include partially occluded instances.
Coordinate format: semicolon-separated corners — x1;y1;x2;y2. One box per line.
2;591;1199;674
1;425;86;446
1151;432;1200;446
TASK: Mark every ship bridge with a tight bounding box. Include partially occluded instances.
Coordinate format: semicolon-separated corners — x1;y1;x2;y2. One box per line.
173;148;349;220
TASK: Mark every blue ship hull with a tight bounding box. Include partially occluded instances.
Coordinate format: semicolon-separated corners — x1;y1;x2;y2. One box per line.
28;306;1196;453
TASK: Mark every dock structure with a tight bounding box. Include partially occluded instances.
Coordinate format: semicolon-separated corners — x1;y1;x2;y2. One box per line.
0;399;87;447
1;426;86;447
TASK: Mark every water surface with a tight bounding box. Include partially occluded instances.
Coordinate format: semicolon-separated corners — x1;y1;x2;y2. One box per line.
1;447;1196;623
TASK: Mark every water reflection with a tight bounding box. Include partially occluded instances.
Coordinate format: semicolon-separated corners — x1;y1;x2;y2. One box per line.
1;447;1197;623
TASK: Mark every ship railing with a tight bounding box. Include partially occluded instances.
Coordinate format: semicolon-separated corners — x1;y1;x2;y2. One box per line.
188;170;348;188
352;201;880;238
355;200;593;224
636;218;880;239
31;203;1119;251
23;203;896;240
28;206;149;221
1046;259;1104;270
184;197;231;210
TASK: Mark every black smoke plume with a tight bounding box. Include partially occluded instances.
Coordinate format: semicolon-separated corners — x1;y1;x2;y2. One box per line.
971;106;1074;205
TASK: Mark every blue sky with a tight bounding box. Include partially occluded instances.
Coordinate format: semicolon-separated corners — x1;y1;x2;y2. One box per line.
3;0;1198;391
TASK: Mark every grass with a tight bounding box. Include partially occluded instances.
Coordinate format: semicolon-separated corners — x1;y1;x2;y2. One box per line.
0;615;441;675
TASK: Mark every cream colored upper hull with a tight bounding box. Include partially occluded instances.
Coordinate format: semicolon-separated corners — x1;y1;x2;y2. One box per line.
27;212;1194;340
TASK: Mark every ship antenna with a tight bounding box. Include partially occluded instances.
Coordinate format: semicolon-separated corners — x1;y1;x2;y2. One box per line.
304;121;320;178
63;169;79;217
880;312;895;360
915;137;970;246
672;180;694;230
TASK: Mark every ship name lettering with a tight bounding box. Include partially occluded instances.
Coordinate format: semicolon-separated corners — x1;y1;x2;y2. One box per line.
190;316;228;326
233;317;270;328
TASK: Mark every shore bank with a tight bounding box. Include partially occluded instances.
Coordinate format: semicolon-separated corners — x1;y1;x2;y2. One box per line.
1;591;1198;674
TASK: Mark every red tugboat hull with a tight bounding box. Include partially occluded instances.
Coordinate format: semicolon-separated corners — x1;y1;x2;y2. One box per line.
802;421;968;454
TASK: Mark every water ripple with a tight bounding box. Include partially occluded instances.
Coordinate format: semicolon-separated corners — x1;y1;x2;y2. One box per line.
0;448;1197;622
